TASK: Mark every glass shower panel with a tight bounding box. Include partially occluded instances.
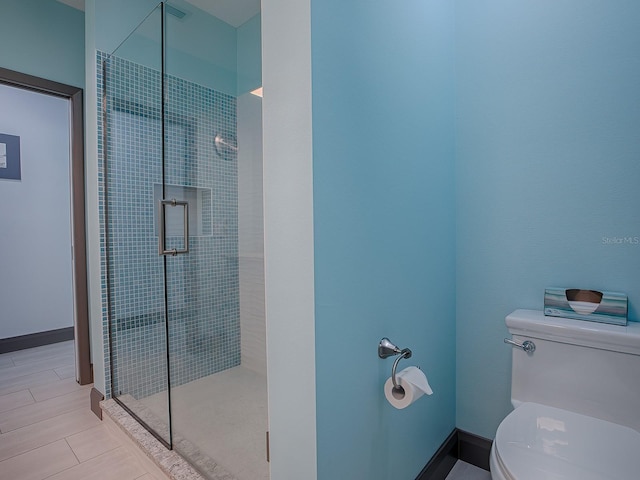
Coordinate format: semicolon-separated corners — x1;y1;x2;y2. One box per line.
103;4;171;446
104;3;266;477
162;2;267;479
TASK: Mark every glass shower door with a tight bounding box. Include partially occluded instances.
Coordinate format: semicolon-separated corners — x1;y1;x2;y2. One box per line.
104;3;267;478
162;1;245;475
162;3;268;479
103;4;172;446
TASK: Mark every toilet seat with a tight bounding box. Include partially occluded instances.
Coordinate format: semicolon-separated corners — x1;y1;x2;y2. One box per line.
492;402;640;480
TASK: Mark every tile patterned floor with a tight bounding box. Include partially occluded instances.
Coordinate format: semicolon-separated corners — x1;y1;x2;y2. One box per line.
0;341;167;480
445;460;492;480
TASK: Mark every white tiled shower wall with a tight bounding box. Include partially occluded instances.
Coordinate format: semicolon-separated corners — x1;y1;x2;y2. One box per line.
237;92;267;377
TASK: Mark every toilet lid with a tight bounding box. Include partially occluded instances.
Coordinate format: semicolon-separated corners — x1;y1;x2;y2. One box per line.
494;402;640;480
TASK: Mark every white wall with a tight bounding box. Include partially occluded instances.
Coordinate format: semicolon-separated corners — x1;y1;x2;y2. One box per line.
0;83;74;339
237;92;266;376
262;0;317;477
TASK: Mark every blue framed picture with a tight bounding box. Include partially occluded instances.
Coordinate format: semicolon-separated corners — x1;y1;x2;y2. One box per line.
0;133;21;180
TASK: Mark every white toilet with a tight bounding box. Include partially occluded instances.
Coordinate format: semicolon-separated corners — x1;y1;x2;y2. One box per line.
490;309;640;480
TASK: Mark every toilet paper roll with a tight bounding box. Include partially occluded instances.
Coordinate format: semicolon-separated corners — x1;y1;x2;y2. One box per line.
384;366;433;409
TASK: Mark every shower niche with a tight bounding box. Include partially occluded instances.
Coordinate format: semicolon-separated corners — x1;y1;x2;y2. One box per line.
100;2;266;480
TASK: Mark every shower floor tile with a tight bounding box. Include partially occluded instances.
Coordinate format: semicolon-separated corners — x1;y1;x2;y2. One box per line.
141;365;268;480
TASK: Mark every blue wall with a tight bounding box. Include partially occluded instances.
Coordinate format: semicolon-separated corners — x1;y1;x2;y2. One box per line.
0;0;84;88
455;0;640;439
311;1;456;478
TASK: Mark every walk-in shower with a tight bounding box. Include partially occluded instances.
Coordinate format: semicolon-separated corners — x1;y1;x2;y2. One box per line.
99;3;266;479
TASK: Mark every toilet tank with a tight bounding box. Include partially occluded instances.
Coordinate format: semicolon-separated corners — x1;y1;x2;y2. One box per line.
506;309;640;432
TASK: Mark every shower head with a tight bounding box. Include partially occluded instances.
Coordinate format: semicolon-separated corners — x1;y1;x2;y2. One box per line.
214;134;238;158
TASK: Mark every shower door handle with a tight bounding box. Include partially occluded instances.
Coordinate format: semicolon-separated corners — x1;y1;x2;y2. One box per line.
158;198;189;256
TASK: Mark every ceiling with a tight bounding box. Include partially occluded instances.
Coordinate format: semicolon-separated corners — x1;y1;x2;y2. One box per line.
185;0;260;27
56;0;84;11
56;0;260;28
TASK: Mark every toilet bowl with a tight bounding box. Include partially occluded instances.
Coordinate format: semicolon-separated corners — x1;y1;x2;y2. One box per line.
491;310;640;480
490;402;640;480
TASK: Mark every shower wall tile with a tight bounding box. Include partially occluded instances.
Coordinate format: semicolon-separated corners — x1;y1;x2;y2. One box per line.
239;257;266;376
97;51;240;400
237;93;266;376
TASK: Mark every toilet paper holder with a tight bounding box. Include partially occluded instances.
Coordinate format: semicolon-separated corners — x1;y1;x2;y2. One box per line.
378;338;412;391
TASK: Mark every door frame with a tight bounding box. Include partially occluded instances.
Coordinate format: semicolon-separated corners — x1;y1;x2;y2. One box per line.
0;67;92;385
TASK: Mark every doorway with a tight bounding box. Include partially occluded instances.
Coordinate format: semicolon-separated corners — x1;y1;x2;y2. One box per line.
0;67;91;385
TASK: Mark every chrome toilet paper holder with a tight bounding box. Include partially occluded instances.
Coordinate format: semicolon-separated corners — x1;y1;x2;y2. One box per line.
378;338;412;391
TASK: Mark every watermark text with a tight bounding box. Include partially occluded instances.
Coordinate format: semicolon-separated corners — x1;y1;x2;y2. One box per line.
602;236;639;246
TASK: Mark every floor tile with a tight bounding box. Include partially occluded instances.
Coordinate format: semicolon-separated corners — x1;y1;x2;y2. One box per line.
11;351;74;369
0;355;74;384
0;408;99;461
65;424;121;463
0;342;176;480
29;377;88;402
0;356;14;369
7;342;73;365
46;446;147;480
0;342;169;480
445;460;492;480
0;389;34;414
0;363;55;384
0;370;61;398
0;388;89;433
11;355;75;376
55;364;76;380
0;439;78;480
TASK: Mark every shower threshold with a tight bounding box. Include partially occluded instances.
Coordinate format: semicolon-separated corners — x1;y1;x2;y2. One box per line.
102;365;268;480
101;399;213;480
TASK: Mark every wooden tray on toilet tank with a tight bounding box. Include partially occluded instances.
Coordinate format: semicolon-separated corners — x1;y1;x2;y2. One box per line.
544;288;628;326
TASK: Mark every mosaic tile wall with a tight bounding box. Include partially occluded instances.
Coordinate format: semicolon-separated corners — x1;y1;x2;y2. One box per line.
97;51;240;400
